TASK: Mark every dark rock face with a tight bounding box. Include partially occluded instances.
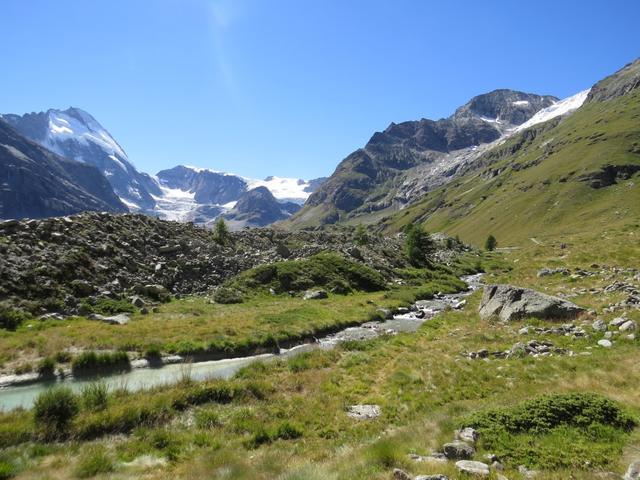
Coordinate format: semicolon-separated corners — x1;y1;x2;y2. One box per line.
586;58;640;103
577;164;640;188
223;186;301;227
2;108;161;210
0;119;127;219
479;284;585;322
293;89;557;225
156;165;248;204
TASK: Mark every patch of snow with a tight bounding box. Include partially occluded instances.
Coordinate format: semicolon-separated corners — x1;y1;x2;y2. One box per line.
246;176;313;203
44;109;129;162
184;165;236;176
108;155;128;172
222;201;237;209
119;197;140;211
480;116;502;124
512;100;530;106
515;89;590;133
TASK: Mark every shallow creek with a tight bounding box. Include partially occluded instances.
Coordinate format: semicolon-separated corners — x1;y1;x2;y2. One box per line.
0;274;483;410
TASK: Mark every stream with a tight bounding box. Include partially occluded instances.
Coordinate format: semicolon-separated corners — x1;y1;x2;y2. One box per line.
0;274;483;411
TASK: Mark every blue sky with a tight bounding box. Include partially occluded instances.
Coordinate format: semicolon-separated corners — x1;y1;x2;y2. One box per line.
1;0;639;179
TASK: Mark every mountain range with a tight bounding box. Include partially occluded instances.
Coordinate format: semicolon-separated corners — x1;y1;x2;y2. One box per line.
0;109;323;227
1;58;639;239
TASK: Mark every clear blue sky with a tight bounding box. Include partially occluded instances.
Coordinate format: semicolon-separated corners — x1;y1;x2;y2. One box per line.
1;0;638;179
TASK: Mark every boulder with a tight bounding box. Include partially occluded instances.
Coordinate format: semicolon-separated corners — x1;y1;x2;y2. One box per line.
597;339;613;348
416;476;448;480
479;284;585;322
624;460;640;480
455;460;490;476
88;313;130;325
455;427;479;443
131;296;145;308
303;289;328;300
620;320;637;332
592;319;607;332
443;441;475;460
346;404;381;420
392;468;412;480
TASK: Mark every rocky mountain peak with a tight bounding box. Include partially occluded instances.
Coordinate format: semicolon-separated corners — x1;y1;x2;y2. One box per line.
453;89;558;127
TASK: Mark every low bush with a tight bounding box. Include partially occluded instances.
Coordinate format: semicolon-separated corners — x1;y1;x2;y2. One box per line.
81;382;109;411
33;387;80;440
0;461;15;480
213;288;244;304
37;357;56;377
463;393;637;469
0;305;31;330
71;351;130;376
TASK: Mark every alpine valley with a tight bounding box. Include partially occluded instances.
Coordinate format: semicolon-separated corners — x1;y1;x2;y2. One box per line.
0;54;640;480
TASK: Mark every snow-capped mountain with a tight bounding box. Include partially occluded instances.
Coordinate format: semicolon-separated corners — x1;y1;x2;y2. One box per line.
154;165;324;226
2;108;162;210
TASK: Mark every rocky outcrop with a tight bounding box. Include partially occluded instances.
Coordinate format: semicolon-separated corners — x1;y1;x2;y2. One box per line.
0;212;410;315
223;187;301;228
586;58;640;103
479;284;585;322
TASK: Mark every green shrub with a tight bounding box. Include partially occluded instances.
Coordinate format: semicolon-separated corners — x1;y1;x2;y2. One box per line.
144;345;162;360
0;305;30;331
37;357;56;377
274;421;303;440
464;393;635;434
74;446;114;478
213;288;244;304
71;351;130;375
81;382;109;411
0;461;15;480
91;298;135;315
463;393;636;469
33;387;80;439
213;218;230;245
365;439;402;468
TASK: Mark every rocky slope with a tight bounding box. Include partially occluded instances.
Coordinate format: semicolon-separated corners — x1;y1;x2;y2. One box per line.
287;90;559;228
2;108;162;210
379;58;640;244
0;119;127;219
0;212;410;315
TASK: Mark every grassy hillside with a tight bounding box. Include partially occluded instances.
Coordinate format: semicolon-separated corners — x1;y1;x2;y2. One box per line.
380;83;640;246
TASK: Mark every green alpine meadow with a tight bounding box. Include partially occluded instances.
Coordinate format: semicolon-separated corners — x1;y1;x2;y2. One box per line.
1;2;639;479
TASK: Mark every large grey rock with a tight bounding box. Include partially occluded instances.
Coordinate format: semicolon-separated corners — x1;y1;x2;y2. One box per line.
592;319;608;332
597;339;613;348
346;404;380;420
88;313;130;325
455;427;479;444
455;460;490;476
479;284;585;322
392;468;412;480
624;460;640;480
416;476;448;480
443;441;475;460
303;289;328;300
620;320;637;332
